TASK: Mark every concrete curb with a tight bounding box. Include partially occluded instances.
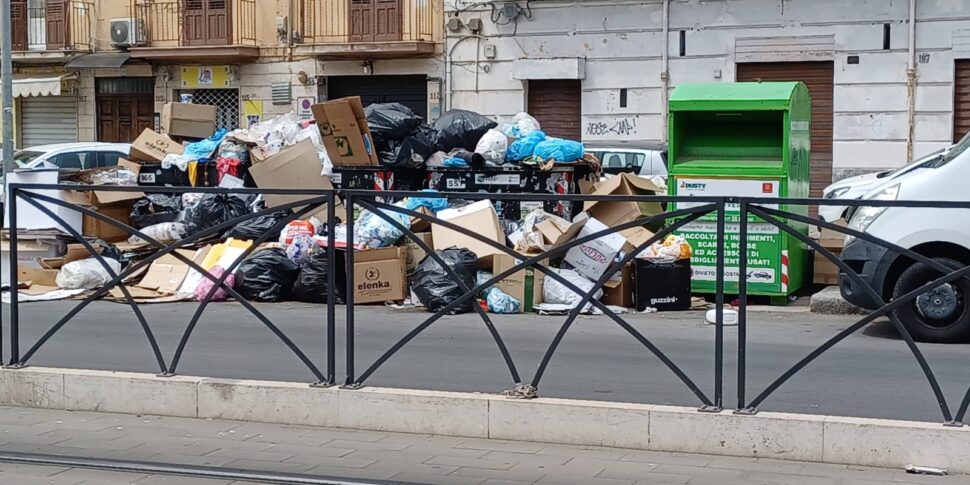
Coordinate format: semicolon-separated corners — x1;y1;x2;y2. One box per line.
2;367;967;472
810;286;868;315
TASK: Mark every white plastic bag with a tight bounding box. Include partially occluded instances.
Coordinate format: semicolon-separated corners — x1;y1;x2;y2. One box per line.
474;128;508;164
354;202;411;248
512;112;541;137
56;257;122;290
128;222;186;245
542;269;603;313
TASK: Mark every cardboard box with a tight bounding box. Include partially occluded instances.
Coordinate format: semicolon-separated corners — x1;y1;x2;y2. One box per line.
311;96;378;167
601;264;633;308
583;173;664;228
247;139;336;221
564;217;627;281
136;251;193;295
18;264;59;287
404;232;433;271
353;246;407;304
536;212;584;249
814;249;842;285
129;128;185;162
818;219;848;251
62;190;144;242
162;102;217;139
493;253;546;313
1;239;65;286
4;170;84;233
432;200;505;263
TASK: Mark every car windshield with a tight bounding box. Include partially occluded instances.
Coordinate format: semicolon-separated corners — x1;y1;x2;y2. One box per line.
923;132;970;169
13;150;45;168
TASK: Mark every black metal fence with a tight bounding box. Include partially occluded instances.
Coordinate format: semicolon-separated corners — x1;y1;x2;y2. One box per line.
3;183;970;424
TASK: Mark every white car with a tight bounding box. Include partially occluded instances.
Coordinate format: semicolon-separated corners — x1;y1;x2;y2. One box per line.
819;148;944;222
839;133;970;342
12;142;131;171
587;142;668;182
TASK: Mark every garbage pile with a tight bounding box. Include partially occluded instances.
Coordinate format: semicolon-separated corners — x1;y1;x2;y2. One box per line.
6;96;695;315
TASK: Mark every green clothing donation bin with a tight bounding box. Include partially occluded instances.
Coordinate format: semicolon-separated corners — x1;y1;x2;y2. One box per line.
667;82;810;299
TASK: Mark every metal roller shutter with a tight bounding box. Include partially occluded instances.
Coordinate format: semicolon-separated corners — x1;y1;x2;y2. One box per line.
954;60;970;143
20;94;78;147
528;80;581;140
737;62;834;200
327;75;427;119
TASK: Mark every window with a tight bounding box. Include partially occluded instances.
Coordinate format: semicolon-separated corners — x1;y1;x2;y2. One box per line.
14;150;45;167
98;151;125;168
48;151;95;169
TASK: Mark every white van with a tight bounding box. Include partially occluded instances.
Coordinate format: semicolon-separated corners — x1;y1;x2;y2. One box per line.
840;133;970;342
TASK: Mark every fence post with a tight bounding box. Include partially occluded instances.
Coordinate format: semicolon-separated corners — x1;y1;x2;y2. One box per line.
321;189;337;387
7;187;19;366
713;197;725;410
736;200;750;413
343;192;356;387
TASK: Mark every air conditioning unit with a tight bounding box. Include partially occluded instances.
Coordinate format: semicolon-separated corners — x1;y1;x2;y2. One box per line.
110;18;147;48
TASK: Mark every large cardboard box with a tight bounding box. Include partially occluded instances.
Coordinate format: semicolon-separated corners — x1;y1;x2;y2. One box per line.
353;246;407;304
1;239;65;286
493;253;546;313
161;102;217;139
601;264;633;308
247;139;336;220
18;264;59;287
129;128;185;162
432;200;505;263
564;217;627;281
536;212;584;249
818;219;848;251
404;232;433;271
4;170;83;233
583;173;664;228
63;189;144;242
311;97;378;166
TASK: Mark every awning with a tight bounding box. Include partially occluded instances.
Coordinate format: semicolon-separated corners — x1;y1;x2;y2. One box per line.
65;52;131;69
11;73;77;97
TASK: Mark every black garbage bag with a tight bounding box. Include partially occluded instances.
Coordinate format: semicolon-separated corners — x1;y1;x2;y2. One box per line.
224;209;292;241
235;248;300;302
433;109;497;152
380;124;438;168
411;248;478;314
129;194;182;229
292;247;346;303
180;193;251;236
365;103;424;146
447;148;485;169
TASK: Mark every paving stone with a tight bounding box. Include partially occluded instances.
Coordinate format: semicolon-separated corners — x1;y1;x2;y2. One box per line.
426;454;519;471
451;465;547;483
457;437;546;454
280;454;376;469
389;471;486;485
221;458;318;474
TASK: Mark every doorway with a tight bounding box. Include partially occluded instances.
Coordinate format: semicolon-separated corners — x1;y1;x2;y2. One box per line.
96;77;155;143
349;0;401;42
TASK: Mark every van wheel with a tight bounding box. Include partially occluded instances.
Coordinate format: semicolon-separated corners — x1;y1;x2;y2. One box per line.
892;257;970;343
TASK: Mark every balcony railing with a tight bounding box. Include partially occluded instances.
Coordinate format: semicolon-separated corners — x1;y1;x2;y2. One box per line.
299;0;440;45
12;1;93;52
132;0;257;48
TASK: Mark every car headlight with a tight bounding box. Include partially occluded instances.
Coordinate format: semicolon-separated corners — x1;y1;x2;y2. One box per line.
846;184;899;243
824;186;851;199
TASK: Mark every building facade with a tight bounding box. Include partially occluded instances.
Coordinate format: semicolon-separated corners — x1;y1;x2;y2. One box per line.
444;0;970;193
3;0;443;147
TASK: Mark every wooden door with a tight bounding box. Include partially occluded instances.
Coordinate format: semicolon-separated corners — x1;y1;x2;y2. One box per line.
954;60;970;143
11;0;28;51
46;0;68;49
98;95;155;143
737;62;834;202
183;0;230;45
205;0;231;46
350;0;374;42
528;80;582;140
374;0;400;42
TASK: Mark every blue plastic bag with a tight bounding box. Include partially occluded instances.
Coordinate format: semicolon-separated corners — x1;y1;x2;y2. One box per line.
354;202;411;248
443;157;469;168
533;138;585;163
184;128;228;160
506;130;547;161
405;190;450;213
486;287;521;314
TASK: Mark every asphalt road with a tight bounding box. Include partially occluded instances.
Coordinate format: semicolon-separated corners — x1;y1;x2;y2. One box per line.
3;301;969;423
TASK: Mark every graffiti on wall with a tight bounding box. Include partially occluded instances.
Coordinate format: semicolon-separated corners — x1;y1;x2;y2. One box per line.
584;116;641;139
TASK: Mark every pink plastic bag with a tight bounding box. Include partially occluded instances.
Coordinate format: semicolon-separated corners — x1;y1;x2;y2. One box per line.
194;266;236;302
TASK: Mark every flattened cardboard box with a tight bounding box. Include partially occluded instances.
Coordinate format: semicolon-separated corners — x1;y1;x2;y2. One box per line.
354;246;407;304
129;128;185;162
311;96;378;166
493;253;546;313
404;232;433;271
161;102;217;139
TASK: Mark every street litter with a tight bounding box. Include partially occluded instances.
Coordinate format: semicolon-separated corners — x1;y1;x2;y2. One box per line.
706;308;739;326
904;465;947;476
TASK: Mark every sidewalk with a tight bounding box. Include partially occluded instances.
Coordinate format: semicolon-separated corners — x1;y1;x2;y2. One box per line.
0;406;964;485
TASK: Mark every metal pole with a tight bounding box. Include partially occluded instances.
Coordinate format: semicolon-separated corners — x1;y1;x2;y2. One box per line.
344;193;355;386
2;0;14;174
325;190;336;385
737;202;749;411
713;199;725;410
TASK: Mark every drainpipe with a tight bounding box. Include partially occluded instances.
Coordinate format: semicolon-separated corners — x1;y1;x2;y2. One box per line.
905;0;917;161
661;0;670;143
